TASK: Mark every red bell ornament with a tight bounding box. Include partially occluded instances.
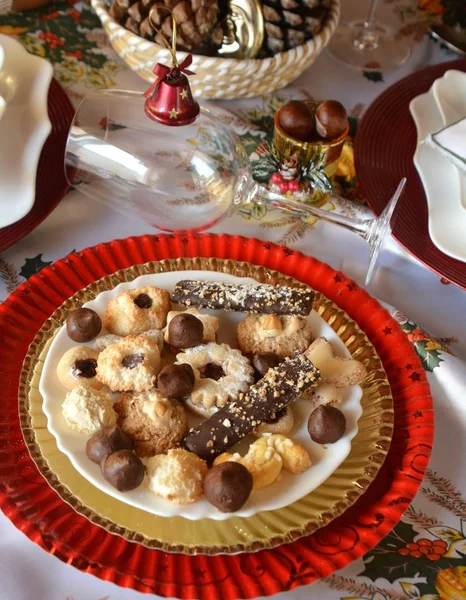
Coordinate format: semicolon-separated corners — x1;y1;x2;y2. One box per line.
143;7;200;127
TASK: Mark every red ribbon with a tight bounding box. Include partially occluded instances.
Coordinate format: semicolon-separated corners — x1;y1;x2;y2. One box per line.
143;54;195;98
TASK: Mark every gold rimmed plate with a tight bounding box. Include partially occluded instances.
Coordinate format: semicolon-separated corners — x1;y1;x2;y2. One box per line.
21;257;393;555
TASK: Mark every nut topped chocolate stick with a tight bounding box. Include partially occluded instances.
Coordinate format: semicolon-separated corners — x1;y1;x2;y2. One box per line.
171;281;314;316
184;354;320;462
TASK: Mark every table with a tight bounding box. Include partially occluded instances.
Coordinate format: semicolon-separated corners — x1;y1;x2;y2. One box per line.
1;1;466;598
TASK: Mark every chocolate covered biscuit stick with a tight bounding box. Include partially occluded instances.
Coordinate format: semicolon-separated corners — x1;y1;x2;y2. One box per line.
184;354;320;461
171;281;314;316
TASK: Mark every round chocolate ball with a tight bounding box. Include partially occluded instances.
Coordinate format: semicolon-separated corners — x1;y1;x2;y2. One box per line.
307;405;346;444
204;462;253;513
252;353;281;380
86;426;134;465
157;363;195;399
315;100;348;141
168;313;204;348
101;449;145;492
66;308;102;343
278;100;315;141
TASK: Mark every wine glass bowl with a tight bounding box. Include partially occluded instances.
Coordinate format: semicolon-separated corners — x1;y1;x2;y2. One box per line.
65;89;407;288
66;90;247;232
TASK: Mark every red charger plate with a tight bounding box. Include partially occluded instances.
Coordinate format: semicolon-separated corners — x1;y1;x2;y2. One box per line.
355;59;466;289
0;234;433;599
0;79;74;251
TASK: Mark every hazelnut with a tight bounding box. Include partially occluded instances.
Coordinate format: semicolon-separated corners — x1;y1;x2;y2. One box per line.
262;315;283;333
278;100;315;141
315;100;348;140
154;402;167;417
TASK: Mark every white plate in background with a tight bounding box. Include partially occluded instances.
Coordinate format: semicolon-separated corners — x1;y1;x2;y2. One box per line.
410;89;466;262
432;70;466;211
0;35;53;228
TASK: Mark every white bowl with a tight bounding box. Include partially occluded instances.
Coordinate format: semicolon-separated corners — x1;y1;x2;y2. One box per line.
0;34;53;228
40;270;363;522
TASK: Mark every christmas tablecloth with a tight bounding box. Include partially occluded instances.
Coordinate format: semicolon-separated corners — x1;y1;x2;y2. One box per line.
1;1;466;599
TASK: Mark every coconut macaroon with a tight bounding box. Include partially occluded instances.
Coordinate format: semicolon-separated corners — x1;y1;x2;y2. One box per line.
96;335;161;392
146;448;208;504
62;386;116;434
104;286;171;336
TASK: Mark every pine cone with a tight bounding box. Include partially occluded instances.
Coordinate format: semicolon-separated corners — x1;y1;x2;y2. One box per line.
261;0;329;55
110;0;224;53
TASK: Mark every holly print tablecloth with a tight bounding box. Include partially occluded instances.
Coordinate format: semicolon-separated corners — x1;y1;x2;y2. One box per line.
1;1;466;599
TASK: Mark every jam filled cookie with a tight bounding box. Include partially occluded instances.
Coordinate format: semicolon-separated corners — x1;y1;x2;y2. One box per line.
57;346;102;391
96;335;161;392
146;448;208;504
104;286;171;336
175;342;254;418
237;314;313;359
62;386;116;434
114;389;188;457
164;308;219;345
253;405;294;436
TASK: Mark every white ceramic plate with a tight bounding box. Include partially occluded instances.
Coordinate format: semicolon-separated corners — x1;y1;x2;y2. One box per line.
0;35;53;228
410;89;466;262
432;70;466;211
40;271;362;521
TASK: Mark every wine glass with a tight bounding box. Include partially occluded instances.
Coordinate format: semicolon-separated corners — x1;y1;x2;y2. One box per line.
326;0;411;71
65;89;407;288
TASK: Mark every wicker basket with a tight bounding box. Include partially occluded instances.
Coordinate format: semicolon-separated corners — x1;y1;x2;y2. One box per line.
92;0;340;99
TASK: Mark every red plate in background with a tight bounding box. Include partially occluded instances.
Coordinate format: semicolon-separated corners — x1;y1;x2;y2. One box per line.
0;234;434;599
0;79;75;251
355;59;466;289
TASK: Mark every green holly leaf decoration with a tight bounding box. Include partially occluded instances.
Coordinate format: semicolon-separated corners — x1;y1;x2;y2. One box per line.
400;582;420;598
360;521;456;584
237;204;268;221
363;71;384;83
251;160;277;183
239;133;267;157
250;144;280;183
0;1;121;89
301;157;333;194
20;254;52;279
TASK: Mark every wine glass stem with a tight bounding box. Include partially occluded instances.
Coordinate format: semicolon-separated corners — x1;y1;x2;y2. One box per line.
253;185;371;238
354;0;380;51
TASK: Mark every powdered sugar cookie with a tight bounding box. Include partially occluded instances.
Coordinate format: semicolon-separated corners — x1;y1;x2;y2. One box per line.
62;386;116;434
